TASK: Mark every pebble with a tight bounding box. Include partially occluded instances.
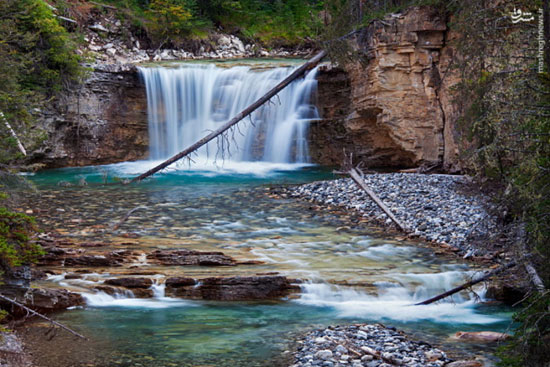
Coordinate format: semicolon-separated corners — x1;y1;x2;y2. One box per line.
278;174;497;251
292;324;453;367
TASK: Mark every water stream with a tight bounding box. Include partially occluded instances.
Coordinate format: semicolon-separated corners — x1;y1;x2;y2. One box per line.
21;165;512;367
17;61;513;366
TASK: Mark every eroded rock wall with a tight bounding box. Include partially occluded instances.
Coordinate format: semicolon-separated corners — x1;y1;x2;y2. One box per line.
33;66;148;168
312;6;460;171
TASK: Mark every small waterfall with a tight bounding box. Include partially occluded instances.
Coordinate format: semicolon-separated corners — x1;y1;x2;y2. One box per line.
138;63;319;163
150;278;166;298
296;271;501;324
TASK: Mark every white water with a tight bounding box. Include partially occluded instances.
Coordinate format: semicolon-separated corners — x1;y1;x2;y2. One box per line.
50;268;502;324
296;271;502;324
138;63;320;164
104;158;313;177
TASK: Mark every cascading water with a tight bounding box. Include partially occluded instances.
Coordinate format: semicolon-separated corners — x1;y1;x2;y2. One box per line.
138;63;320;164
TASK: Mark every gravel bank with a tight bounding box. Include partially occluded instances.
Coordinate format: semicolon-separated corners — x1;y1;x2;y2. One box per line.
279;173;497;251
291;324;452;367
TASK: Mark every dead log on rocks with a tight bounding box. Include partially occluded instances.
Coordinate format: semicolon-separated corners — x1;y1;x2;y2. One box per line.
517;224;546;293
0;112;26;156
130;50;327;183
0;294;87;340
415;260;517;305
348;168;408;232
453;331;510;342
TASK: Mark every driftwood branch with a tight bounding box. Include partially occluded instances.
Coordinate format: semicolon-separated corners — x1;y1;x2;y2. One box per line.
56;15;78;24
130;50;327;183
0;294;87;340
414;261;517;305
41;1;78;24
112;205;147;231
348;168;408;232
0;112;26;156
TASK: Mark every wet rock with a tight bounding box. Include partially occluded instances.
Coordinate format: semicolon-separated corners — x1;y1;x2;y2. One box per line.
25;288;84;312
104;277;153;288
38;247;73;266
0;288;84;316
165;276;299;301
147;249;236;266
64;255;122;267
454;331;510;342
165;277;196;287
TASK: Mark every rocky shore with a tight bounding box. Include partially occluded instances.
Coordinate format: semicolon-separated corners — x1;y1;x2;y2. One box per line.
83;16;312;66
277;173;498;252
291;324;483;367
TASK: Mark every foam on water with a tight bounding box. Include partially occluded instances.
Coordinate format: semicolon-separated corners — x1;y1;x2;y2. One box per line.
103;158;314;178
82;292;194;309
296;271;501;324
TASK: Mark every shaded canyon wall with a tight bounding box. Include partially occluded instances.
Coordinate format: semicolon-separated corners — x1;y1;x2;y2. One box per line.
33;66;148;168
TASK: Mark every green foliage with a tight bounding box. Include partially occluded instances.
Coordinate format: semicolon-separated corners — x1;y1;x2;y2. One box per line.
0;193;43;275
99;0;323;46
498;292;550;367
0;0;83;165
146;0;194;44
447;1;549;365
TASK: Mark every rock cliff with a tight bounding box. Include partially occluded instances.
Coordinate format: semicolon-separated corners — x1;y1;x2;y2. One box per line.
32;65;148;167
310;6;460;171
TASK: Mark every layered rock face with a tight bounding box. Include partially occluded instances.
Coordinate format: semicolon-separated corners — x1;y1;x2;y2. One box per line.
311;6;460;170
33;65;148;167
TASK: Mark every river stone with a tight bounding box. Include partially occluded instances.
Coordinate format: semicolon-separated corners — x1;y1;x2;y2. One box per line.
314;350;333;360
218;35;231;46
292;324;450;367
335;345;347;354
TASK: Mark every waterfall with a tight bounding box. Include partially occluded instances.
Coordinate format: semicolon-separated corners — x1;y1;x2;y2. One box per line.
138;63;320;164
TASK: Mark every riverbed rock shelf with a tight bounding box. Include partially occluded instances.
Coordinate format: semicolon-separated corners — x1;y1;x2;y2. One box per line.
292;324;453;367
279;173;497;251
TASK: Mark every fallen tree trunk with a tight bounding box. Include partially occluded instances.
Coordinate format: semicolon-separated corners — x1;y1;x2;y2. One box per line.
0;294;87;340
348;168;408;232
516;224;546;293
0;112;26;156
414;260;517;305
130;50;327;183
